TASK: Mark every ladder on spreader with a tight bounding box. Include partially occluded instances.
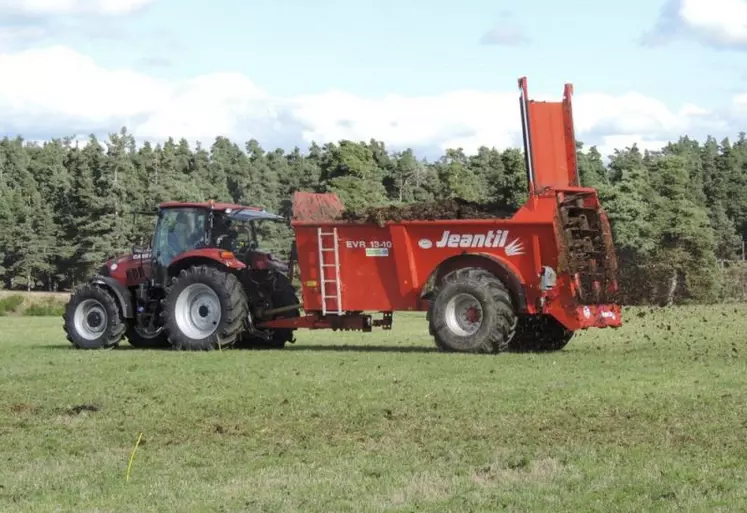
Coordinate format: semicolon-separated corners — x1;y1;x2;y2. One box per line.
317;227;343;315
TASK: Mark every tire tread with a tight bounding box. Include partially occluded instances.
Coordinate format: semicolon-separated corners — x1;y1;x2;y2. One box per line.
62;283;125;349
162;265;248;350
428;267;517;354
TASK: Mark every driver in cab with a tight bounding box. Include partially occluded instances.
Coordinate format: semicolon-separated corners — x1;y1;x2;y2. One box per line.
213;215;240;251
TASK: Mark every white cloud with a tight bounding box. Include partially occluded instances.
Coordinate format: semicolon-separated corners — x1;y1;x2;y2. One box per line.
643;0;747;48
0;0;154;15
680;0;747;46
0;45;743;160
287;90;520;153
0;46;169;123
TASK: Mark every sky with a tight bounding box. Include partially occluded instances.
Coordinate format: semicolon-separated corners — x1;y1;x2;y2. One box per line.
0;0;746;160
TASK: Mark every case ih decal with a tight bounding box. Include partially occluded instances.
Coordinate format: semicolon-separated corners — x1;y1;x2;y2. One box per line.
418;230;524;256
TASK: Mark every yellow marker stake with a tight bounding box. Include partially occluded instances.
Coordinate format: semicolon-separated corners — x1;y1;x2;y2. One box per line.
126;432;143;483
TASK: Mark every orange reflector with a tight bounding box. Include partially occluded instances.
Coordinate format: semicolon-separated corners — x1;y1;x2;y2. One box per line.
219;251;234;259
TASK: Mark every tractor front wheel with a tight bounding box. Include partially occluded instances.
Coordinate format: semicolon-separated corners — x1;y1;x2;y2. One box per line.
63;283;126;349
162;265;248;351
428;268;517;354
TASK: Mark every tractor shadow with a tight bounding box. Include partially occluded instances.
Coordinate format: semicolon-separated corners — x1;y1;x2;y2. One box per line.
35;344;172;351
284;344;439;354
34;343;439;354
35;343;576;356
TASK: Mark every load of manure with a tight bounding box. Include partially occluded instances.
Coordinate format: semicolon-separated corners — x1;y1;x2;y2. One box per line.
338;198;515;226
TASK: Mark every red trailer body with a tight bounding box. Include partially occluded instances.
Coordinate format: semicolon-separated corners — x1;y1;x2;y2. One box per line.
259;77;622;353
289;191;620;328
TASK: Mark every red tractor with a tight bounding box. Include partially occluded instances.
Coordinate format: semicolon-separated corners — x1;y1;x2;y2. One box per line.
63;203;301;350
63;76;622;353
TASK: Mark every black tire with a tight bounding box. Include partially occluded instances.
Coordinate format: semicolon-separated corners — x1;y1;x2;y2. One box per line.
507;314;574;352
162;265;248;351
63;283;126;349
428;267;517;354
244;273;301;349
266;274;301;348
126;323;169;349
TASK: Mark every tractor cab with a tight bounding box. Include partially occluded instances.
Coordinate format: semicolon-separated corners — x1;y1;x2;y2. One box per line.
146;201;288;278
151;206;208;268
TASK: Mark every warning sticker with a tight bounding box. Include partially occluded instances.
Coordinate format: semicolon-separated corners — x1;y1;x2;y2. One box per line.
365;247;389;257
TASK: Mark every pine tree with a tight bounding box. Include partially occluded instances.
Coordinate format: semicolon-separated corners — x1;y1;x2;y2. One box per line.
647;153;720;304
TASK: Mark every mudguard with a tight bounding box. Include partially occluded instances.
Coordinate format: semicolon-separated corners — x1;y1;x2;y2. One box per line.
90;275;134;318
423;253;529;313
458;252;529;313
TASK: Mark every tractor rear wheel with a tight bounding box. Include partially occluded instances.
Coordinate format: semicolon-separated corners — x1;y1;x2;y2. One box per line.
428;267;517;354
63;283;126;349
507;315;574;352
162;265;248;351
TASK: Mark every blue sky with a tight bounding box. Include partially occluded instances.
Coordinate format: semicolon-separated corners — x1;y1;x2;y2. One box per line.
0;0;745;158
65;0;746;102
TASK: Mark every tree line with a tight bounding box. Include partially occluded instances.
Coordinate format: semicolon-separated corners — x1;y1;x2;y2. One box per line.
1;127;747;305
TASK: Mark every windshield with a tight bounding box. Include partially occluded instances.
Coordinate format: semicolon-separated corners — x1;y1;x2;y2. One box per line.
153;207;207;266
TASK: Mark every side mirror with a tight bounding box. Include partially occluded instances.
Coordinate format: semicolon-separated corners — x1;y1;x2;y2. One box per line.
132;237;148;255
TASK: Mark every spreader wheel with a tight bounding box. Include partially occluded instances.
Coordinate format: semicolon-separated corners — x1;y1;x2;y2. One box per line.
162;265;248;351
63;283;126;349
507;315;574;352
428;268;517;354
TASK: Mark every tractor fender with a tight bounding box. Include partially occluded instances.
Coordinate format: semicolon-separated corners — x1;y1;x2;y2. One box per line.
167;255;246;279
168;249;246;277
421;252;528;313
90;275;134;318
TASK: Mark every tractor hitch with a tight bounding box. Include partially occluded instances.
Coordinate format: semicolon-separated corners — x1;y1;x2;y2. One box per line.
258;304;304;318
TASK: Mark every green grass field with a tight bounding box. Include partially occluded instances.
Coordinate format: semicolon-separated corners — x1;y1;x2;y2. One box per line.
1;304;747;512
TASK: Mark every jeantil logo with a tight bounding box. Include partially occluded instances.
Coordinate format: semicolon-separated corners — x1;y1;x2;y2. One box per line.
418;230;524;256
